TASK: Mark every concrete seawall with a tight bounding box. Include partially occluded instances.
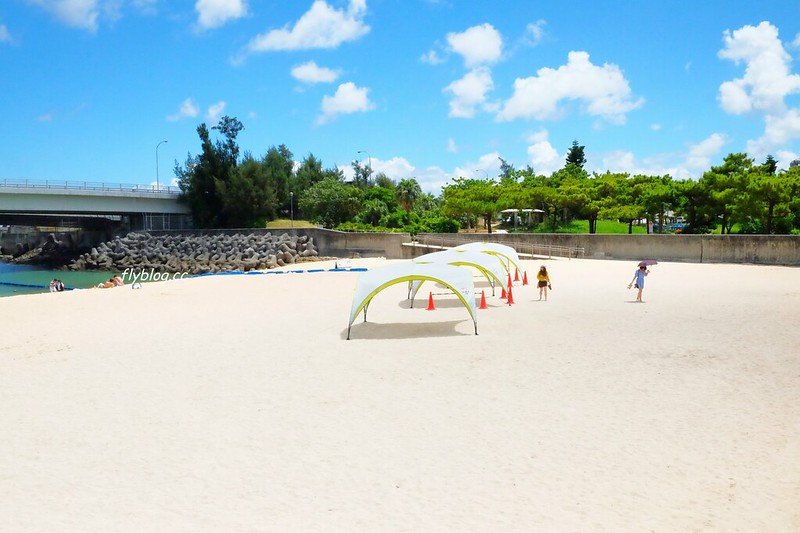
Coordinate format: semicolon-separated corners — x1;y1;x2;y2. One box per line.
151;230;800;266
416;233;800;265
9;227;794;267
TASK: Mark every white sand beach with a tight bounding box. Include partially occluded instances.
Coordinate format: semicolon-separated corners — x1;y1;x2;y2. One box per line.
1;257;798;532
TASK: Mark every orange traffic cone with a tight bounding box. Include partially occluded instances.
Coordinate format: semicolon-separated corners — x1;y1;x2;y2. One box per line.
507;272;513;287
507;285;515;305
514;268;520;282
500;286;507;300
426;291;436;311
479;290;488;309
523;271;529;286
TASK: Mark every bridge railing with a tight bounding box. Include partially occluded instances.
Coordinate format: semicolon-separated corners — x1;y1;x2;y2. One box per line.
0;178;181;194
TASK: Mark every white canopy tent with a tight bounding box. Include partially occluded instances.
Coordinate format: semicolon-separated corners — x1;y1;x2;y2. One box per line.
452;242;524;276
411;249;505;297
347;262;477;340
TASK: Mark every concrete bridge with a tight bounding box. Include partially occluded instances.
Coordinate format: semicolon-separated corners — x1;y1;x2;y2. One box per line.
0;179;191;230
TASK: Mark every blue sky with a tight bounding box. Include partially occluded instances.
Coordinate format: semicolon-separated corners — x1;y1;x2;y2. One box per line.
2;1;800;195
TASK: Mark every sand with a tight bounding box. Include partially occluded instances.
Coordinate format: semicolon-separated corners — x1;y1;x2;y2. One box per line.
1;257;798;532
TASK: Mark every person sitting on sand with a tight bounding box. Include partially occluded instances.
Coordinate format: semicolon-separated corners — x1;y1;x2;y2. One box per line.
536;265;551;301
55;279;65;292
97;278;116;289
112;275;124;286
628;265;649;302
49;279;57;293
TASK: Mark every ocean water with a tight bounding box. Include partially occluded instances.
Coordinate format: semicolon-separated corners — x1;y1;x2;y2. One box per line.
0;263;116;298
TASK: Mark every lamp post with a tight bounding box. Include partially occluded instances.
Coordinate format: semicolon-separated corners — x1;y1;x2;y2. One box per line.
290;191;294;228
357;150;372;184
156;140;168;190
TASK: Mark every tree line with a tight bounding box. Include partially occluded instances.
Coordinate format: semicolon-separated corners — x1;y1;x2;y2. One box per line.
176;118;800;235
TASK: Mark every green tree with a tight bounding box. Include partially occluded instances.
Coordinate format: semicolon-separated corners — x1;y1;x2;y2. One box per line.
675;179;715;233
637;175;675;233
498;157;517;185
396;178;422;222
565;140;587;169
176;116;244;228
746;170;793;233
763;154;778;175
216;155;277;227
357;186;397;226
359;198;389;226
262;145;294;217
701;153;751;234
293;153;325;192
442;178;481;231
299;177;361;228
351;160;372;189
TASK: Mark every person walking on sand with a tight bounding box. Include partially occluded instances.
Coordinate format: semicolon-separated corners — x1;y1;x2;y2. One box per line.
536;265;551;301
628;265;649;302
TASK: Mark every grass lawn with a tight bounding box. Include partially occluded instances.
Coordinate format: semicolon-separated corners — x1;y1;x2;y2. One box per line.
266;218;317;229
523;219;649;234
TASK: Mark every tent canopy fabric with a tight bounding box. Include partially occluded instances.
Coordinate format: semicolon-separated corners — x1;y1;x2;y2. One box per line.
411;249;505;299
347;262;477;339
452;242;523;274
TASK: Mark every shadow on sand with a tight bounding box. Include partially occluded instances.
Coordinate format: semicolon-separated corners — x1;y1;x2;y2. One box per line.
343;320;470;340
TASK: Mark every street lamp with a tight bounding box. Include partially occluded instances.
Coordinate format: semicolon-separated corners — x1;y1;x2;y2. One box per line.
357;150;372;184
156;140;168;190
290;191;294;228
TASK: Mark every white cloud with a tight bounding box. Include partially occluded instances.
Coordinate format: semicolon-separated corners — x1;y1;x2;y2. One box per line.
447;138;458;153
0;23;11;43
600;150;687;180
447;23;503;68
131;0;157;14
338;155;449;194
166;98;199;122
206;101;226;123
444;67;494;118
36;112;54;122
598;136;727;181
525;130;560;174
241;0;369;57
420;49;444;65
453;152;502;182
601;150;638;174
524;20;546;47
28;0;100;32
317;82;375;124
718;22;800;160
195;0;247;30
718;21;800;115
775;150;799;170
496;51;644;124
291;61;340;84
746;109;800;160
650;123;662;131
374;156;415;178
25;0;161;31
414;165;454;194
684;133;728;171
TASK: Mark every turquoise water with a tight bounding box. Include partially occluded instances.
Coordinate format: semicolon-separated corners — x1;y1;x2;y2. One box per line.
0;263;116;298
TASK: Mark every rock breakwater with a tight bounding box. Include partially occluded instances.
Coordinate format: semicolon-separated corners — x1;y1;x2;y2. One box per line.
68;232;323;274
